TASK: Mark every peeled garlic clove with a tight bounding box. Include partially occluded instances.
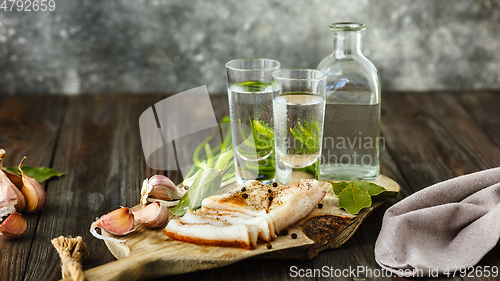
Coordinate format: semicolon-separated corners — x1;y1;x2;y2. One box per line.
0;212;27;240
0;150;25;215
18;157;46;213
0;180;17;219
140;175;185;206
0;173;25;216
90;207;135;243
133;201;169;228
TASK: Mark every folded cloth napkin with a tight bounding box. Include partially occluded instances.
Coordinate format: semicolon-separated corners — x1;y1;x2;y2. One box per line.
375;167;500;277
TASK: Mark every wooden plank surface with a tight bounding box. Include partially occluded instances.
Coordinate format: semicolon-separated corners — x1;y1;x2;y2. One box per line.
0;92;499;281
19;95;165;280
0;95;66;281
382;92;500;189
458;91;500;146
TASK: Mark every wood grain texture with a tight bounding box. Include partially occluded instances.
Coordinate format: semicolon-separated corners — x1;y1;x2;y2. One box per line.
458;91;500;146
20;95;168;281
64;173;399;281
0;95;65;281
382;92;500;190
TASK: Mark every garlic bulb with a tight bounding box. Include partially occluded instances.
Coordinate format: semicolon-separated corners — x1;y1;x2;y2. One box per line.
0;212;27;239
2;167;23;190
140;175;185;206
133;201;169;228
0;149;23;189
0;149;25;217
90;207;135;243
18;157;46;213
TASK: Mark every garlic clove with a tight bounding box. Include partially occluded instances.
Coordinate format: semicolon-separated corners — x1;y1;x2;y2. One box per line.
4;170;23;191
140;175;185;206
0;176;18;219
0;212;27;240
149;175;176;190
18;157;46;213
90;207;135;243
0;150;23;190
133;201;169;228
0;150;26;215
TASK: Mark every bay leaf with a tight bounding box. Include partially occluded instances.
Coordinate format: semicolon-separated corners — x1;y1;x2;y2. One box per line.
331;181;351;196
355;181;386;196
332;180;399;214
355;181;399;200
5;165;63;183
338;185;372;215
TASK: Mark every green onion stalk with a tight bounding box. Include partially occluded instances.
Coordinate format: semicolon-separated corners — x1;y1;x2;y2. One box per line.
182;120;236;188
182;116;319;188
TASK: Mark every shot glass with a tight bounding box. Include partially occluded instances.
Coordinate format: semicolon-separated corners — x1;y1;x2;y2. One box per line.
272;69;327;185
226;58;281;184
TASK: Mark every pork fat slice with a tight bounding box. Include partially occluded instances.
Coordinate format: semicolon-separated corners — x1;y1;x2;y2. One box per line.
164;179;325;249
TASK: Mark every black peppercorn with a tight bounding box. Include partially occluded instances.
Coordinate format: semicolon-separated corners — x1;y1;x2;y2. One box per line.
318;203;323;209
241;187;246;192
266;244;272;249
242;193;248;198
291;233;297;239
281;230;289;236
272;182;278;187
268;189;272;193
269;196;273;201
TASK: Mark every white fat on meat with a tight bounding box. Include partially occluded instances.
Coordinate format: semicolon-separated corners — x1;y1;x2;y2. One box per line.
268;179;325;234
196;208;276;242
164;179;325;249
165;211;259;249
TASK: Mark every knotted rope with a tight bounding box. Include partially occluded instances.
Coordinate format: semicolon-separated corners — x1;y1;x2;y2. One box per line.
51;236;86;281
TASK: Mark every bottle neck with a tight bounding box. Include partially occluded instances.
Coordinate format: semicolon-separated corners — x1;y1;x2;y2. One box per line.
333;31;363;57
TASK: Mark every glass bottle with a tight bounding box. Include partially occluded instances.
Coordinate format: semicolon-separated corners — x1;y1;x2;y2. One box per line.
317;22;381;181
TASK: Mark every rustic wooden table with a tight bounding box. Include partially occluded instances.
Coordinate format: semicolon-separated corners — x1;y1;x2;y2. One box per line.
0;91;499;281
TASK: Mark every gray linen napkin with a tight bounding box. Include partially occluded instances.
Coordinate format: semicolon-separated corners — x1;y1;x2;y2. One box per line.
375;167;500;277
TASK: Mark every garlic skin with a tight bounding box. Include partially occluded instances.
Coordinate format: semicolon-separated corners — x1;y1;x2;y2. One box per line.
133;201;169;228
3;169;23;191
90;207;135;243
0;150;23;191
0;212;27;240
18;157;46;213
140;175;185;206
0;149;26;216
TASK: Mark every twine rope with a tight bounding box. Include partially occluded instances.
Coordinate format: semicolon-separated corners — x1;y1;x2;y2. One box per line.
51;236;86;281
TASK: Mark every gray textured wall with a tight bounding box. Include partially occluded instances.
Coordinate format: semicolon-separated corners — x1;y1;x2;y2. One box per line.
0;0;499;95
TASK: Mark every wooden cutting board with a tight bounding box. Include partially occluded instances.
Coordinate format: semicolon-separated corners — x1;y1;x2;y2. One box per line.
67;173;399;281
